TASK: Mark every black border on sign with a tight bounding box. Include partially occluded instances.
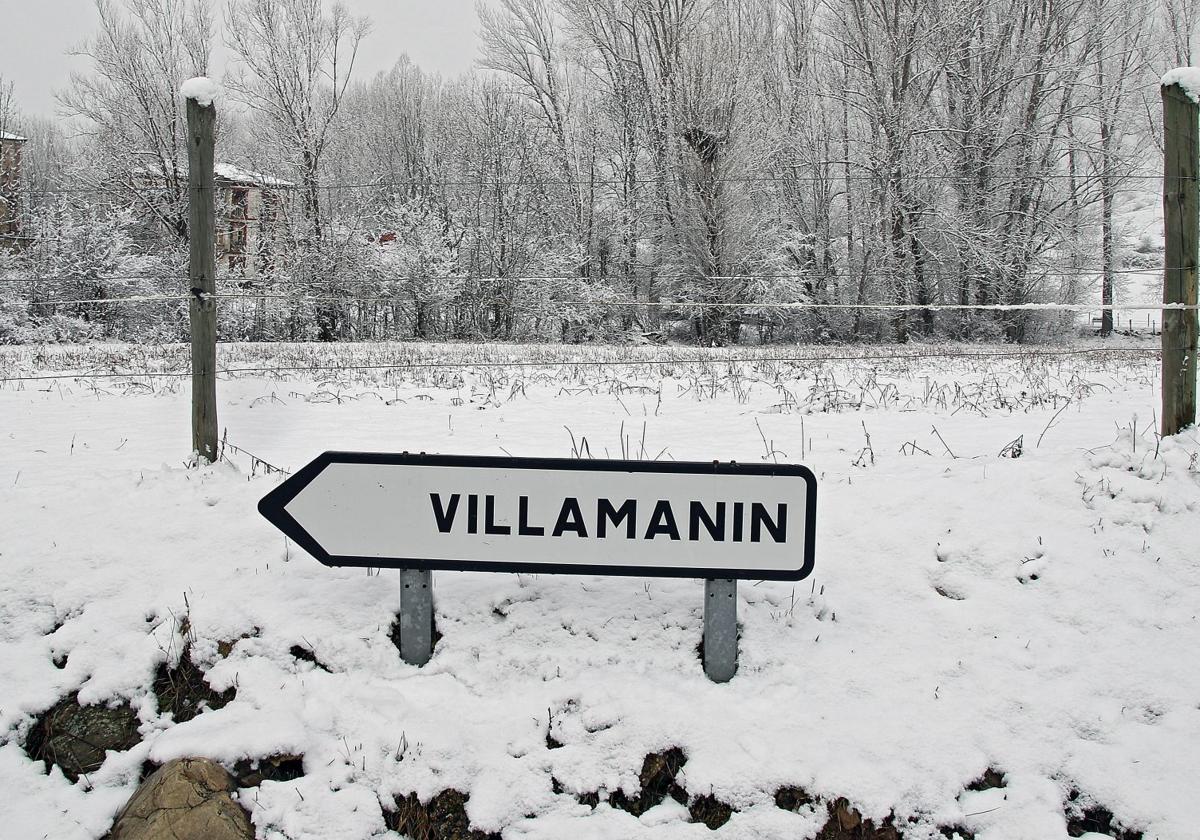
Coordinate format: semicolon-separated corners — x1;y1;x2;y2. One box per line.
257;452;817;581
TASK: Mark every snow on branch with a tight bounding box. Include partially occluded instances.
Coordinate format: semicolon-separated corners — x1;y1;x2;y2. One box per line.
180;76;219;107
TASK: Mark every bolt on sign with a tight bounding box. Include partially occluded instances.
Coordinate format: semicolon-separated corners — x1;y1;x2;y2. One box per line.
259;453;815;579
258;452;817;680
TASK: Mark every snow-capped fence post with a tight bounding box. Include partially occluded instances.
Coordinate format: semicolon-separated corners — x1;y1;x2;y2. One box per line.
183;78;219;463
703;578;738;683
1161;74;1199;437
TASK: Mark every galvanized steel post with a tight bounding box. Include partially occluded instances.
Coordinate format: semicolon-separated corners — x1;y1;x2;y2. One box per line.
399;568;433;666
703;578;737;682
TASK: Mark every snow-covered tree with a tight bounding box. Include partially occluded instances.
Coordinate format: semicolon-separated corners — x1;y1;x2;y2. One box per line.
60;0;212;244
2;199;177;342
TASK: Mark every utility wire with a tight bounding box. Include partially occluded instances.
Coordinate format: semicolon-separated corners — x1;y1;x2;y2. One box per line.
12;169;1185;197
10;292;1192;312
0;266;1182;286
20;294;192;306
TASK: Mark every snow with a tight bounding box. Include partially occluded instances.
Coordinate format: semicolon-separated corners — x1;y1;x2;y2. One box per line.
0;341;1197;839
1162;67;1200;104
180;76;219;108
215;163;294;188
0;131;26;142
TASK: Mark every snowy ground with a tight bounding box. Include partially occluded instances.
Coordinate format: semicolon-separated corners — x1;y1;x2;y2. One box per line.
0;340;1196;840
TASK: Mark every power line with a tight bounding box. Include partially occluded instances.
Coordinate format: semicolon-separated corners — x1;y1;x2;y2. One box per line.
20;294;190;307
0;276;171;284
13;169;1184;197
0;266;1179;286
7;290;1191;311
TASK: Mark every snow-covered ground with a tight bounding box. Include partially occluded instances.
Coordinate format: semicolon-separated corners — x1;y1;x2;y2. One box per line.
0;340;1196;840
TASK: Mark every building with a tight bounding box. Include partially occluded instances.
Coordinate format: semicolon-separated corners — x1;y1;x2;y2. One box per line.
133;161;293;276
0;130;27;248
213;163;293;277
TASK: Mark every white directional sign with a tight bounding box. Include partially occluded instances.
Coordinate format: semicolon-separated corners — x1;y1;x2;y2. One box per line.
258;453;816;580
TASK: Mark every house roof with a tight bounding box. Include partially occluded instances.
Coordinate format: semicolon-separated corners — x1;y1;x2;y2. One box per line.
131;161;294;188
0;131;27;142
215;163;293;188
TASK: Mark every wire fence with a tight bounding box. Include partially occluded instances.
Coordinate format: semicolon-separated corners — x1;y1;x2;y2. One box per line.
1;283;1177;343
1;166;1185;387
220;433;290;476
0;344;1168;385
2;162;1172;342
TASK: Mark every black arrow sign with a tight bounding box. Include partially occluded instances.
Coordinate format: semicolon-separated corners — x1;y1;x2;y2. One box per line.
258;452;816;581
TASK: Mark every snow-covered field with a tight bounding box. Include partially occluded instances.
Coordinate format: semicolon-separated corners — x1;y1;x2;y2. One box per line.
1;340;1196;840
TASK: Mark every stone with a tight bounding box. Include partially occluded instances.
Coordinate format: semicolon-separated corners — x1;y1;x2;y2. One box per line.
25;696;141;782
107;758;254;840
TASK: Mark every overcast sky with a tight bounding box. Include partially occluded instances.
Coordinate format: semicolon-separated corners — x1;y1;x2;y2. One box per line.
0;0;481;120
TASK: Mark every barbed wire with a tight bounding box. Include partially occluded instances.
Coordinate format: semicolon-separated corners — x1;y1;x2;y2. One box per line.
220;434;290;476
211;293;1196;312
0;344;1167;384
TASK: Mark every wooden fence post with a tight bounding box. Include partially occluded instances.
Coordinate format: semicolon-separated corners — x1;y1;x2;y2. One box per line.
1162;81;1199;437
185;90;218;462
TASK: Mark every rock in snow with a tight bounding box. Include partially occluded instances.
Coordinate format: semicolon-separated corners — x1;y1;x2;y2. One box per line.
25;697;141;783
106;758;254;840
180;77;218;107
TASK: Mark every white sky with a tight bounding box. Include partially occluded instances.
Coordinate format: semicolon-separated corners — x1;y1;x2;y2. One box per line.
0;0;482;120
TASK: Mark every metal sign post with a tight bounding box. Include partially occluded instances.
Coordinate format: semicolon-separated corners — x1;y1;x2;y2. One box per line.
259;453;816;681
398;569;433;666
704;578;738;682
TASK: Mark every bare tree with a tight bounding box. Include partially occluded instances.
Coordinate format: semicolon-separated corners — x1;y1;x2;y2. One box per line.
0;76;17;138
480;0;588;254
1160;0;1200;64
225;0;370;239
338;58;436;196
0;75;22;247
60;0;212;244
827;0;952;340
560;0;653;319
224;0;371;339
937;0;1091;339
12;0;1179;346
1084;0;1153;336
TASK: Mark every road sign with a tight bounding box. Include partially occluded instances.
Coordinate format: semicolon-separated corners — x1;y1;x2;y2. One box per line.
258;452;817;581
